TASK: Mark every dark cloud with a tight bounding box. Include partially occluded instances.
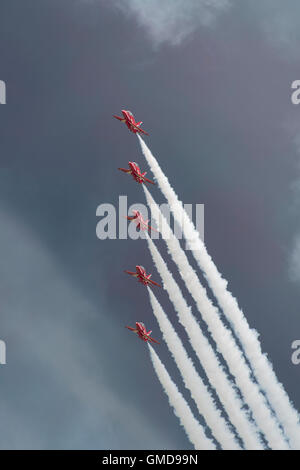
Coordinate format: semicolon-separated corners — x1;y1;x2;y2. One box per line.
0;0;299;449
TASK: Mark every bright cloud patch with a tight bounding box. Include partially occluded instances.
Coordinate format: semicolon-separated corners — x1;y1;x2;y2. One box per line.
115;0;230;46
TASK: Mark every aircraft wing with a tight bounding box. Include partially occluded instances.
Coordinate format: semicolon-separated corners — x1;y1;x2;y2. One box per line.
131;123;149;136
118;167;131;174
113;115;124;121
136;127;149;136
125;326;137;332
149;279;161;288
147;224;158;233
148;335;160;344
142;175;155;185
124;270;138;277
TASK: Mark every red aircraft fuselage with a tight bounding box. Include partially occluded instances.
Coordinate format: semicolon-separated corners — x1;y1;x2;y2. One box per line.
126;210;157;233
125;322;160;344
113;110;149;136
118;161;154;185
124;265;161;288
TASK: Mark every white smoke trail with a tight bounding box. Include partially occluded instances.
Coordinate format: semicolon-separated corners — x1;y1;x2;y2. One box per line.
148;344;216;450
192;249;300;450
143;185;289;450
147;288;240;450
145;234;263;449
138;135;300;449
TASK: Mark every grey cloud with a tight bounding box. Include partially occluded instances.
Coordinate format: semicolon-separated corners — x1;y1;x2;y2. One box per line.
114;0;230;46
244;1;300;57
107;0;300;54
0;206;175;449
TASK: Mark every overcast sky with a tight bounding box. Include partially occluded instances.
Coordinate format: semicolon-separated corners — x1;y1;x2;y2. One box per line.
0;0;300;449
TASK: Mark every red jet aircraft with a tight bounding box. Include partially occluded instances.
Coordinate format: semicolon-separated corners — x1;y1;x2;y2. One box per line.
124;265;161;288
113;110;149;135
126;210;157;233
126;322;160;344
118;161;155;185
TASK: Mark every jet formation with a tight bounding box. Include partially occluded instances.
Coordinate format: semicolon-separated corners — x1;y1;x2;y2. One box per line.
114;110;159;345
